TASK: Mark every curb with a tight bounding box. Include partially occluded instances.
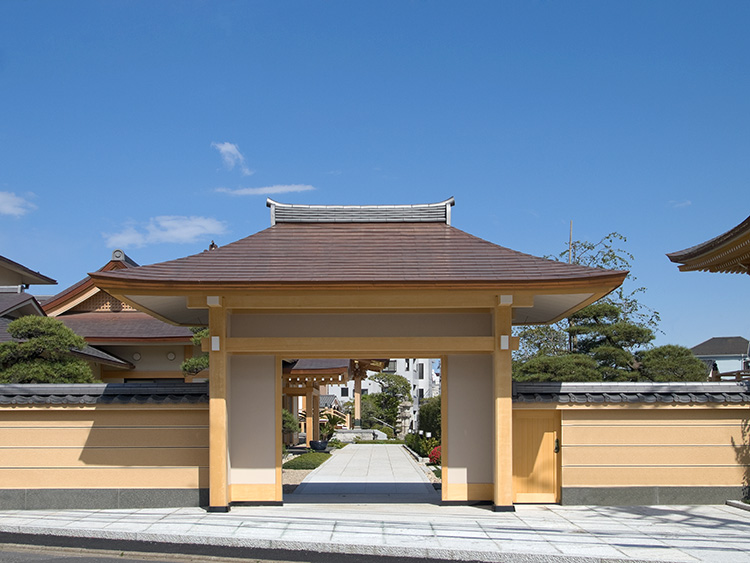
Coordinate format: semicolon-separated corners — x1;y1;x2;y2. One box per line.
726;500;750;512
0;529;632;563
401;444;428;463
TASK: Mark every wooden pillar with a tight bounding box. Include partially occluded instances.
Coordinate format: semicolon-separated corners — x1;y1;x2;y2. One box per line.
351;359;363;429
207;297;229;512
493;299;514;511
440;355;449;502
275;357;283;501
353;375;362;428
312;390;320;441
305;388;313;445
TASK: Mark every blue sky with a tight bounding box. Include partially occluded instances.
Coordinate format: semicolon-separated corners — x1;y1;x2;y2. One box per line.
1;1;748;348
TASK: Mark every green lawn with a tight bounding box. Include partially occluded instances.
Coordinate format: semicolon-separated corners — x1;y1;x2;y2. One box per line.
282;452;331;470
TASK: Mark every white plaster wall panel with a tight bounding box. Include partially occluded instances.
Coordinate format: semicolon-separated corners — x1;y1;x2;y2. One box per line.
228;355;276;485
445;354;493;485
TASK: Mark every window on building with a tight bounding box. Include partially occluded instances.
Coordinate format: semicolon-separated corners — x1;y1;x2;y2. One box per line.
361;389;368;396
405;359;410;370
418;364;424;379
418;388;424;400
340;387;349;397
385;360;397;372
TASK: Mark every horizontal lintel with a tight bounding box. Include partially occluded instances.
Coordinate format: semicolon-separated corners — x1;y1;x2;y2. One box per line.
224;336;495;356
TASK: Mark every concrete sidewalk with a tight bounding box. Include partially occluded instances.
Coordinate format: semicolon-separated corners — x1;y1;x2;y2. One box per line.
1;446;749;562
0;501;749;562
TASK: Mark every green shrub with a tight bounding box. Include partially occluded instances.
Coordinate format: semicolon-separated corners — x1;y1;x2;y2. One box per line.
405;432;420;453
418;395;441;440
0;316;94;383
181;327;209;375
282;452;331;470
282;408;301;434
327;438;346;449
405;433;439;457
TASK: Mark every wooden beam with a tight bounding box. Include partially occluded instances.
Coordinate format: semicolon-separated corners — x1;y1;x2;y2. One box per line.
225;336;494;356
187;290;539;311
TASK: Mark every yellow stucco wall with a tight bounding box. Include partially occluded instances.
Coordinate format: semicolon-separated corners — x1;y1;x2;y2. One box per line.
0;405;208;489
560;407;749;488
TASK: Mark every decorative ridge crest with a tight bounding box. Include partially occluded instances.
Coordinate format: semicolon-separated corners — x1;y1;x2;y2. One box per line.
266;197;455;225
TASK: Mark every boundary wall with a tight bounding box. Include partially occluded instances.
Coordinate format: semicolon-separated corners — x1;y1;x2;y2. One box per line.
0;384;208;510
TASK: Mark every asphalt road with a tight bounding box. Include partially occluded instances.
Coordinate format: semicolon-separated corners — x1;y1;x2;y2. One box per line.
0;543;472;563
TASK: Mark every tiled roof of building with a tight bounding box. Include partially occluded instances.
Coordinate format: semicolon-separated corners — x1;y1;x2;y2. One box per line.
289;359;350;373
0;317;131;367
319;394;340;409
0;383;208;405
513;382;750;405
667;215;750;274
91;223;626;286
0;255;56;286
72;345;133;369
57;312;193;341
42;250;137;314
691;336;750;357
0;317;13;343
668;216;750;261
0;293;44;318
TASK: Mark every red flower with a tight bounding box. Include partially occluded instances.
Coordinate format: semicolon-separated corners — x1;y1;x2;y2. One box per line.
429;445;441;465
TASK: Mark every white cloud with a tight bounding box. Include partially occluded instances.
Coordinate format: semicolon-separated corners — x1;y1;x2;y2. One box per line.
104;216;227;248
212;141;253;176
216;184;316;196
0;191;35;216
669;200;692;208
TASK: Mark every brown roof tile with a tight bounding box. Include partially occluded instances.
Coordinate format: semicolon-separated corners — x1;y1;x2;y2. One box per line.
57;312;193;341
91;223;626;286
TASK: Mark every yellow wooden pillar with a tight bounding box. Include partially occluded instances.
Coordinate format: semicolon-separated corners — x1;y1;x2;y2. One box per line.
207;297;229;512
312;391;320;441
275;357;283;501
305;388;313;445
493;298;515;511
353;375;362;428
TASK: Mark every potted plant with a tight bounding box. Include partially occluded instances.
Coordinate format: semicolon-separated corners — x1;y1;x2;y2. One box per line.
310;414;344;451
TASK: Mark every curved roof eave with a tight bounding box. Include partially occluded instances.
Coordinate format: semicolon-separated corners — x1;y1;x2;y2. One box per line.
667;215;750;274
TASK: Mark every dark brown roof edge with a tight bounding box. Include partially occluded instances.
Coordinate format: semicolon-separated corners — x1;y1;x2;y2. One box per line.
667;215;750;263
0;255;56;286
89;271;629;292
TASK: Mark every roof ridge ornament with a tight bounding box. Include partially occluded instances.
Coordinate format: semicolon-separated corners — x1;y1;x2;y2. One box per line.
266;197;455;226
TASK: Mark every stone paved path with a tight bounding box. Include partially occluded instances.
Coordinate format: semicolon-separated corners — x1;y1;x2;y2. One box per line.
290;443;438;500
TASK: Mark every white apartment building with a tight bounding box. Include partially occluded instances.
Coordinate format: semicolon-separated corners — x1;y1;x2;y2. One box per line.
325;358;440;432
